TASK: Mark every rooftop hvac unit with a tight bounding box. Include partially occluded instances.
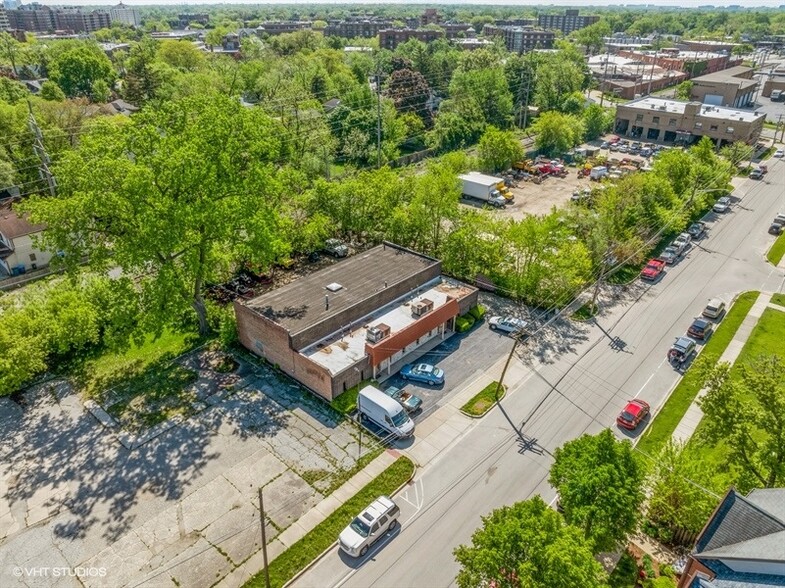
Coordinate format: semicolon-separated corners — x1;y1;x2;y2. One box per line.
366;323;391;343
411;298;434;317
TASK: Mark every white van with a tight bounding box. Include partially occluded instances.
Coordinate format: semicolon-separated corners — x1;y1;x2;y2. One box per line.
357;385;414;438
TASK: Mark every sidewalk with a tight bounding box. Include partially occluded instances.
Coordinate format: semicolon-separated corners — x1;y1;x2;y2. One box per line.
218;346;533;588
671;292;773;444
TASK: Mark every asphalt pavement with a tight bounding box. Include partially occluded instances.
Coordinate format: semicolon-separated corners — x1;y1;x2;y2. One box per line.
291;154;785;588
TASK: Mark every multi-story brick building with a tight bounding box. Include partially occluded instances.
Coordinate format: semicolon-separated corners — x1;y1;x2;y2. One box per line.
483;25;555;54
177;13;209;28
235;242;478;401
378;28;445;50
324;19;392;38
537;9;599;35
614;97;764;146
7;5;109;33
0;7;9;30
617;49;741;78
441;22;473;40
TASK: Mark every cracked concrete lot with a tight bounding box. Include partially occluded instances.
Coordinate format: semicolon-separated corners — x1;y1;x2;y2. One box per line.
0;365;368;588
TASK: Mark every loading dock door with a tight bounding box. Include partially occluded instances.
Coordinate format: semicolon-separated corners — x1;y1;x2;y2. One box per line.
703;94;723;106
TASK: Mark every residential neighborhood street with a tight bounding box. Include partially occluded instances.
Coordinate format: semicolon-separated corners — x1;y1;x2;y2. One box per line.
291;157;785;588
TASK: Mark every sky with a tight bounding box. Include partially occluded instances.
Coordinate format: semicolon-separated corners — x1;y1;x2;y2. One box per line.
17;0;785;7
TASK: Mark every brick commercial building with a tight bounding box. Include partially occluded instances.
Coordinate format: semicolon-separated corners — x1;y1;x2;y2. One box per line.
235;243;478;401
256;21;311;35
483;25;555;54
378;28;444;50
537;9;599;35
614;97;764;147
690;65;758;108
589;53;687;100
617;49;741;78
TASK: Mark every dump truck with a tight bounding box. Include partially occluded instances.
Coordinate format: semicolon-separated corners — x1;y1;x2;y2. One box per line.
459;173;508;208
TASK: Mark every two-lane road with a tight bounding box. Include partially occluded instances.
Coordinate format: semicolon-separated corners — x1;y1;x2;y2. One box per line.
293;157;785;588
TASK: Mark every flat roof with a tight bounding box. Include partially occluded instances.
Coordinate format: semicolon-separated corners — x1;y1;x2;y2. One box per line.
460;172;504;185
693;66;758;88
623;97;764;123
301;277;473;374
244;242;439;334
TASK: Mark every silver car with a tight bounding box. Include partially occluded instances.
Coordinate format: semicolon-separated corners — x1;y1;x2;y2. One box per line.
713;197;731;213
488;316;528;335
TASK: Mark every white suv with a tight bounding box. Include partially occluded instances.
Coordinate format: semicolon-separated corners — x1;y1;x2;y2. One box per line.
339;496;400;557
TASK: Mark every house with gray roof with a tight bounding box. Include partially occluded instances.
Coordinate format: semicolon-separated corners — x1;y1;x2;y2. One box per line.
678;488;785;588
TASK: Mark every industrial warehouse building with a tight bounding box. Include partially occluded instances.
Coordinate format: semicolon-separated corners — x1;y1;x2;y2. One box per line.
614;97;765;146
235;243;478;401
689;66;758;108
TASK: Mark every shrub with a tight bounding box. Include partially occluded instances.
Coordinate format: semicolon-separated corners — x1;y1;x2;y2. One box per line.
455;314;476;333
468;304;486;321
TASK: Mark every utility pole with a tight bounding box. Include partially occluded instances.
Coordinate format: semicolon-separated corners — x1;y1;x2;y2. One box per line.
647;50;657;95
375;72;382;169
258;488;271;588
27;101;56;197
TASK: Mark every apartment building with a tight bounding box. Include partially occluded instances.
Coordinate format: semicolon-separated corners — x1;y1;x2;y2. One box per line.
537;9;599;35
324;19;392;38
109;3;140;28
483;25;555;54
378;28;444;50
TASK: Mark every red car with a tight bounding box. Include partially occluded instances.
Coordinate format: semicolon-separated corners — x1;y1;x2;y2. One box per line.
640;258;665;281
617;399;650;430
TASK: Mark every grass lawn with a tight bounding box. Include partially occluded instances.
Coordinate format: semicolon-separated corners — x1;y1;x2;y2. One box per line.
771;293;785;307
330;379;380;416
73;330;202;430
685;306;785;487
572;301;599;320
637;291;759;458
767;232;785;266
461;381;505;416
244;456;416;588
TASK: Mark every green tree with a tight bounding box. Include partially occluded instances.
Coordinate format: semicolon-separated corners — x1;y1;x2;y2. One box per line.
647;441;722;539
24;95;287;337
720;141;754;168
583;104;613;141
549;429;645;552
477;126;524;173
0;32;22;77
48;42;116;100
573;20;612;55
123;39;161;105
157;40;206;72
674;80;693;101
699;356;785;490
454;496;607;588
531;111;585;157
39;80;66;101
448;67;514;129
0;77;27;104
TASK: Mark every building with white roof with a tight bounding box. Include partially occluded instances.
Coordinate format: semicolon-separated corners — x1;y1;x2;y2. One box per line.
614;97;765;146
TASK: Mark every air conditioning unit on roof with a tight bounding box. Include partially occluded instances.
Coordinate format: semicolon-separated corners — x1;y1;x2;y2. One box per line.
366;323;390;343
411;298;434;317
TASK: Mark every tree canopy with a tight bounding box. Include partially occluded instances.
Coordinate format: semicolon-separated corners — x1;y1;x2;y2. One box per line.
454;496;607;588
24;94;288;336
549;429;645;552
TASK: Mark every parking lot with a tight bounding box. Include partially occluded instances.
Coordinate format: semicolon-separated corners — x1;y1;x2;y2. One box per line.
375;293;524;422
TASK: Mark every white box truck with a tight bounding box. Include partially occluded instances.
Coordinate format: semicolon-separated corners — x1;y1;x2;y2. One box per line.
357;385;414;439
459;173;508;208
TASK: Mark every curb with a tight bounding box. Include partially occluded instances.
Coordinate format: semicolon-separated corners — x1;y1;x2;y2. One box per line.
281;455;418;588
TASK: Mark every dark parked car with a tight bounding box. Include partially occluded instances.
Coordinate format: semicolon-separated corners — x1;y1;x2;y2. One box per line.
668;336;697;366
687;318;714;341
687;221;707;239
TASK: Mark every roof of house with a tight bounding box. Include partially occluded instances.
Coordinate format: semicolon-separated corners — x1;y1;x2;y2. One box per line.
0;202;46;240
244;242;440;335
689;488;785;587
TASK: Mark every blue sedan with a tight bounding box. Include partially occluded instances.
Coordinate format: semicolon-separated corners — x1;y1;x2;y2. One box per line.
400;363;445;386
